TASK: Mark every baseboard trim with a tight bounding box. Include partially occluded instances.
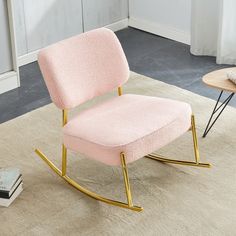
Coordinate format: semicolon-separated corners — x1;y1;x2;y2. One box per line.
105;18;128;32
17;18;129;67
129;17;190;45
18;49;40;67
0;71;19;94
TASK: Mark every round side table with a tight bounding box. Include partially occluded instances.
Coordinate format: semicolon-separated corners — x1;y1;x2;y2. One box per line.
202;67;236;137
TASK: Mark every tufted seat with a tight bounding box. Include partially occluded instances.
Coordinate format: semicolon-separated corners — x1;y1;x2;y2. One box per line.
63;94;192;166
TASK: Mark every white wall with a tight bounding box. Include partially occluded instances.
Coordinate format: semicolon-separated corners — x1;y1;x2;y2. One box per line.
0;0;13;74
13;0;129;59
14;0;84;57
83;0;128;31
129;0;191;44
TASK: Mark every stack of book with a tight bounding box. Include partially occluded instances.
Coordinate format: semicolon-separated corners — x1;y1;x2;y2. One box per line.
0;167;23;207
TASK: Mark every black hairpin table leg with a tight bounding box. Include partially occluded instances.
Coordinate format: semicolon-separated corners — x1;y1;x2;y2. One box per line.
203;90;235;138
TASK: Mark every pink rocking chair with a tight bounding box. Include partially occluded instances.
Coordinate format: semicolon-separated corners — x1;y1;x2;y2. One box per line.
35;28;211;212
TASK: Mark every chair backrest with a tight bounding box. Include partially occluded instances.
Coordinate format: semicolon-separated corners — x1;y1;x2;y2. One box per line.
38;28;129;109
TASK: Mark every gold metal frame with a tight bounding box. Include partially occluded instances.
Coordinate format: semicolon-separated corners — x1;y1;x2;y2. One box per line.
35;149;142;211
145;115;211;168
35;86;210;212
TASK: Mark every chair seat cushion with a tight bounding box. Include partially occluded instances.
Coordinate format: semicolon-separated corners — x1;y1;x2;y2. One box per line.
63;94;192;166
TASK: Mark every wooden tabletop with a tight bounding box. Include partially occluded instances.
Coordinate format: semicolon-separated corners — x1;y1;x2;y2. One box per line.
202;67;236;93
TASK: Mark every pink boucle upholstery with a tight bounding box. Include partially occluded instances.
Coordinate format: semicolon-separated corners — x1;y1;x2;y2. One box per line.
38;28;129;109
38;28;193;167
63;94;192;166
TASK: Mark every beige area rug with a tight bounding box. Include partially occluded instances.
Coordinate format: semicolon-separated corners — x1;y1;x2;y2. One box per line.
1;72;236;236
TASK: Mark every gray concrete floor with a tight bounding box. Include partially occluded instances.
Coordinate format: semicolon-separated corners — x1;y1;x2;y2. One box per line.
0;27;235;124
117;28;234;105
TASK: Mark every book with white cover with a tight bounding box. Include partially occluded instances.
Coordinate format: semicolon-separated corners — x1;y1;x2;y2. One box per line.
0;167;21;191
0;175;22;198
0;183;23;207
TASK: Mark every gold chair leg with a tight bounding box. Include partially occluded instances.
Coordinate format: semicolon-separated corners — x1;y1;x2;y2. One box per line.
62;144;67;176
35;149;143;212
145;115;211;168
120;152;133;207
